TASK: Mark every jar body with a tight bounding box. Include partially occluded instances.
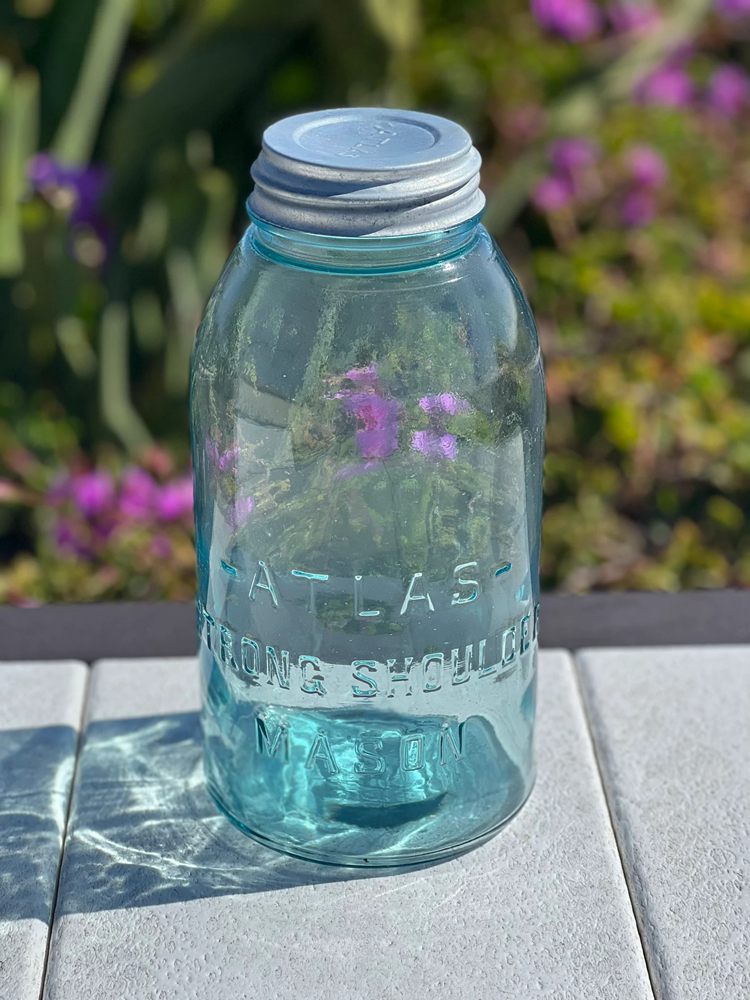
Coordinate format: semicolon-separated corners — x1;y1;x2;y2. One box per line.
190;222;545;866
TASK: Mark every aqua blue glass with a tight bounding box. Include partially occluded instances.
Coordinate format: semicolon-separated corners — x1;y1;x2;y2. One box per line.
190;110;545;867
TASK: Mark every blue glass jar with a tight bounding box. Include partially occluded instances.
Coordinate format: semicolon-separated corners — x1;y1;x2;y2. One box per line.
191;109;545;866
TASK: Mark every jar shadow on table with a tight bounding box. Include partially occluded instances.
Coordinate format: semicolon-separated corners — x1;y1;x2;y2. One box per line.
53;712;449;917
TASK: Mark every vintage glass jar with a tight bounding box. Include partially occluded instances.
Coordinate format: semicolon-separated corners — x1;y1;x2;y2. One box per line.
190;108;545;866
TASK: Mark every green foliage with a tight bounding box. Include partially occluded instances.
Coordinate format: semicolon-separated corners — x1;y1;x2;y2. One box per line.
1;0;749;599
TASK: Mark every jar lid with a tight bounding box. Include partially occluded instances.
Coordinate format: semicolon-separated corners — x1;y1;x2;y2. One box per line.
248;108;485;237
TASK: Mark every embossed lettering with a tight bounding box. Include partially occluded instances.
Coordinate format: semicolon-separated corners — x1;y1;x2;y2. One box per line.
501;626;517;666
256;715;287;759
200;605;216;652
450;644;473;685
351;660;379;698
291;569;328;613
421;652;443;693
386;657;414;698
266;645;290;689
354;574;380;618
439;724;464;764
399;572;435;616
519;615;531;654
354;738;385;774
240;636;261;679
452;561;479;605
248;559;279;608
306;731;339;776
400;734;425;772
219;624;237;671
299;654;327;696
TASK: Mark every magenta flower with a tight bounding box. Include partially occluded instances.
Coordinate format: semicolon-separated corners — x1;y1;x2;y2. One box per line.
626;146;668;188
635;64;695;107
532;174;575;213
608;1;660;33
715;0;750;17
336;384;403;461
419;393;471;416
54;518;91;557
119;468;157;520
622;189;657;228
411;431;458;460
531;0;601;40
707;65;750;118
155;477;193;521
550;138;599;175
70;471;114;518
218;445;240;472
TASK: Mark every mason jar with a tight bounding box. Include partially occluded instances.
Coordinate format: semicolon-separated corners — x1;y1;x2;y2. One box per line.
190;108;545;867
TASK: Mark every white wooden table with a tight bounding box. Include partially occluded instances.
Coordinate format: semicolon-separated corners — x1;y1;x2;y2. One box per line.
1;648;748;1000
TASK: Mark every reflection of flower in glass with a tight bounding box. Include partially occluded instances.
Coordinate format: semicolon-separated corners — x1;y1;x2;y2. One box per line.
229;495;255;529
531;0;601;40
411;431;458;460
336;365;403;462
419;393;470;416
707;65;750;118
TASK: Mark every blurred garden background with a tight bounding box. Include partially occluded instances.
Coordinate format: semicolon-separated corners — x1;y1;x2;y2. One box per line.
0;0;749;603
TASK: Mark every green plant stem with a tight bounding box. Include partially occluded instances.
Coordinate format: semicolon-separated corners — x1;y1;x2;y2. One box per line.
52;0;136;165
99;302;153;453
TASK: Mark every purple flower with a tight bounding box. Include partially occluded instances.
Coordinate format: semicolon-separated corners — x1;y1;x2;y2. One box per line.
343;364;380;388
155;476;193;521
54;517;91;558
626;145;668;188
715;0;750;17
119;468;157;520
218;445;240;472
550;138;599;175
532;173;575;213
28;153;109;239
635;64;695;107
419;393;471;416
411;431;458;460
608;1;660;33
531;0;602;40
621;189;657;227
337;390;403;460
70;471;114;519
707;65;750;118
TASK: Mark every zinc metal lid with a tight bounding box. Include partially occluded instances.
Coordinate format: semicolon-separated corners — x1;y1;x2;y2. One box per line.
248;108;485;237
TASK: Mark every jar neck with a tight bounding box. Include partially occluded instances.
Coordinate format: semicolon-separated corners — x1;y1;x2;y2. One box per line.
246;216;481;273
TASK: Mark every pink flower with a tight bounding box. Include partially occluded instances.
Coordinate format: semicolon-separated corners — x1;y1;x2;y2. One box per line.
70;471;114;518
550;138;599;175
622;189;657;227
119;468;157;520
608;1;660;33
357;426;400;460
532;174;575;213
411;430;458;460
531;0;602;40
626;146;668;188
155;476;193;521
635;64;695;107
707;65;750;118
